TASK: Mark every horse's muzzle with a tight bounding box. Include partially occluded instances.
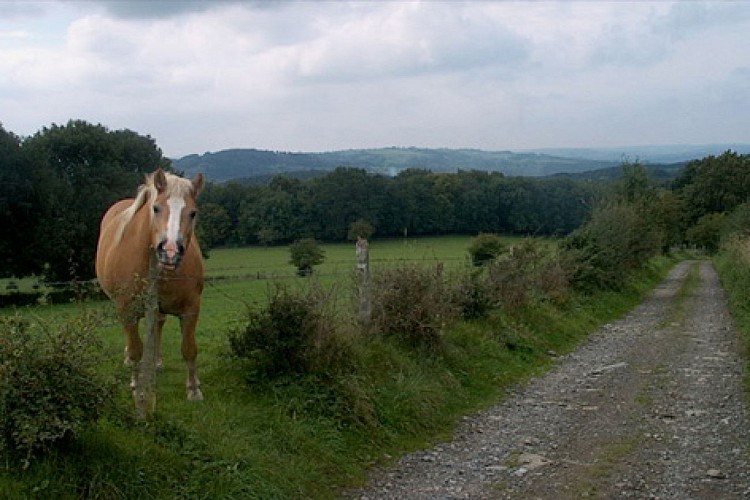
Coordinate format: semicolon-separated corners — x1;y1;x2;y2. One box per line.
156;239;185;271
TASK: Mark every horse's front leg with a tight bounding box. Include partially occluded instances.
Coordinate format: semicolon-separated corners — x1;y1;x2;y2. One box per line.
180;312;203;401
122;321;143;392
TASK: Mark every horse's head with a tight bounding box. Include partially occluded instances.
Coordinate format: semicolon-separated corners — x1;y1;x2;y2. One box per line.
149;168;204;271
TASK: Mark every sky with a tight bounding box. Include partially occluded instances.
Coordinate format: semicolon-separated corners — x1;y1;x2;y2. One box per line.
1;1;750;159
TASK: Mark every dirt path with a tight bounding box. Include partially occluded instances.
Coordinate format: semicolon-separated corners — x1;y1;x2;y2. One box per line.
348;261;750;499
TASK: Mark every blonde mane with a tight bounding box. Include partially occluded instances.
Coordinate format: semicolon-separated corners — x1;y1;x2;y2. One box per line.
113;171;195;244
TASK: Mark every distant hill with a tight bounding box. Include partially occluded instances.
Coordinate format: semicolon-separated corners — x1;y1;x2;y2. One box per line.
173;147;619;183
554;162;687;185
172;144;749;184
526;144;750;164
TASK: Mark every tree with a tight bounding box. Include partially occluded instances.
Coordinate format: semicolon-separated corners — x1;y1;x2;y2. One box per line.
22;120;168;282
347;219;374;241
675;151;750;225
0;124;38;277
196;202;232;253
289;238;325;276
467;232;505;266
685;213;726;253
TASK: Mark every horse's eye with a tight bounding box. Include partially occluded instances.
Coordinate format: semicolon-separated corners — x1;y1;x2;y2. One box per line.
189;210;197;219
153;205;161;214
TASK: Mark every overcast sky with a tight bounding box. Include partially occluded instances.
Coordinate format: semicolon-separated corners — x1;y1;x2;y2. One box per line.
2;1;749;158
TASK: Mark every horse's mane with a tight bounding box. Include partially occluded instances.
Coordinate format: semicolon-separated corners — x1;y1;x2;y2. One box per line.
113;171;195;244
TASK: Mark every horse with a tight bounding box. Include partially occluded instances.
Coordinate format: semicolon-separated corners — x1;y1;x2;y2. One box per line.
96;168;205;401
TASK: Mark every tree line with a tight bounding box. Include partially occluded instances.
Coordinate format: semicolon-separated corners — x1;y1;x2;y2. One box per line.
197;166;596;249
2;119;748;284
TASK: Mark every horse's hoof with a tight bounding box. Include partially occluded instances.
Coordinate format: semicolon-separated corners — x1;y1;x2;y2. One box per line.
156;359;164;371
187;388;204;401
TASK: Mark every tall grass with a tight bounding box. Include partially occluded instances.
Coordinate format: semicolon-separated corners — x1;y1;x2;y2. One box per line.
0;237;678;499
713;238;750;386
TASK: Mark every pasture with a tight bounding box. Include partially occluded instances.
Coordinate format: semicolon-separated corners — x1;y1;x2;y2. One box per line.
0;236;676;499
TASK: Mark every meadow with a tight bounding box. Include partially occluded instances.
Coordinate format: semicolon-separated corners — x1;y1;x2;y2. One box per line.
0;236;678;499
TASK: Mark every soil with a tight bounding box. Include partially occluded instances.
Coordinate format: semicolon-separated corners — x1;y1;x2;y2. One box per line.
347;261;750;499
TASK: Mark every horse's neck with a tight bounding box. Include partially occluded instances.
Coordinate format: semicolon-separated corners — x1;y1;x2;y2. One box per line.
124;203;155;260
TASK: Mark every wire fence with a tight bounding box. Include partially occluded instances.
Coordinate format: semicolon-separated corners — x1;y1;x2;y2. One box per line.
0;254;472;312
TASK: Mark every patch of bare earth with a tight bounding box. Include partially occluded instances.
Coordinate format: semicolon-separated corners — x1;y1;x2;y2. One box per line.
347;261;750;499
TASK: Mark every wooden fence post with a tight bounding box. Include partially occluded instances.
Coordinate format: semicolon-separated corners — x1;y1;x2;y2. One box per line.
134;254;159;420
356;237;372;325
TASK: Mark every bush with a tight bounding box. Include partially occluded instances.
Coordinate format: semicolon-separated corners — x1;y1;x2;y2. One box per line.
371;264;456;349
450;269;493;320
562;202;663;291
485;239;571;309
0;312;114;466
289;238;326;276
228;285;347;379
467;233;505;266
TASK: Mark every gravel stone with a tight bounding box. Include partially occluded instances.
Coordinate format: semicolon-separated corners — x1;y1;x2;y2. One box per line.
345;261;750;499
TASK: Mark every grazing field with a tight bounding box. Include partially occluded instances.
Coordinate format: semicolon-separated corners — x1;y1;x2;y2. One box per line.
0;236;677;499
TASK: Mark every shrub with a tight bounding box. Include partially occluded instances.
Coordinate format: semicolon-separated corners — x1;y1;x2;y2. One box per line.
467;233;505;266
0;312;114;466
485;239;569;309
289;238;326;276
686;212;726;253
228;285;346;379
371;264;456;349
562;202;663;291
450;268;493;320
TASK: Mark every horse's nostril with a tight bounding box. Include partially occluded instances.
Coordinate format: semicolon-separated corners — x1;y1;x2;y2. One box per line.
177;241;185;254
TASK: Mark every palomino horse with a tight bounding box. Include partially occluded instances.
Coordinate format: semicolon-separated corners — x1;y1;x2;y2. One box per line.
96;168;205;401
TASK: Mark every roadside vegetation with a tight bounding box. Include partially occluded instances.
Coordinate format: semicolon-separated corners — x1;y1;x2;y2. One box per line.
2;119;750;498
0;238;680;499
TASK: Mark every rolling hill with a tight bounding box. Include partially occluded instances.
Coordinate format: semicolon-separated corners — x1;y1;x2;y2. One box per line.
173;147;619;183
172;144;750;184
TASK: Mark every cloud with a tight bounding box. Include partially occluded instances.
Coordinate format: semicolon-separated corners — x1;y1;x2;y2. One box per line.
1;1;750;156
90;0;253;19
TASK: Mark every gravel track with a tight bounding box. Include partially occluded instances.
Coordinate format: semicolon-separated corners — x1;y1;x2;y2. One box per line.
348;261;750;499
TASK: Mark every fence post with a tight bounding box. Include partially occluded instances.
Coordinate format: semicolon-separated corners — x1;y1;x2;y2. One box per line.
356;237;372;325
134;254;159;420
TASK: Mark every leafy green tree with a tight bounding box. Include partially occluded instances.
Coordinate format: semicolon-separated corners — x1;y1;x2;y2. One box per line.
0;125;38;277
196;202;232;252
675;151;750;225
347;219;374;241
305;168;387;240
467;232;505;266
616;161;654;203
289;238;325;276
257;228;280;247
22;120;168;282
686;213;726;253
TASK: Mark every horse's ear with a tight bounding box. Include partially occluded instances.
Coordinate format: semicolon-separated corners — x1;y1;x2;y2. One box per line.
153;168;168;193
192;173;205;197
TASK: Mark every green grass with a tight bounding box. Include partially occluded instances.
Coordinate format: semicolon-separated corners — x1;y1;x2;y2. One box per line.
714;243;750;393
1;237;679;499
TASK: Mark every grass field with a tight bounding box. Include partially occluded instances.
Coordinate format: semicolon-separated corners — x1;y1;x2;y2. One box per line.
0;236;678;499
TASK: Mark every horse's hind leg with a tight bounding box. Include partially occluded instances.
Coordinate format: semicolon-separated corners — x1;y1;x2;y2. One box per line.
179;312;203;401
